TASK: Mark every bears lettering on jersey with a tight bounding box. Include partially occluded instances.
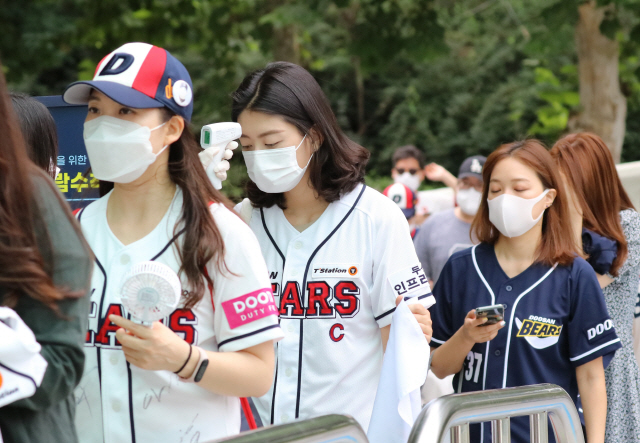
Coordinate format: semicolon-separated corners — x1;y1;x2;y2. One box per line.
515;315;563;350
86;303;198;348
276;280;360;319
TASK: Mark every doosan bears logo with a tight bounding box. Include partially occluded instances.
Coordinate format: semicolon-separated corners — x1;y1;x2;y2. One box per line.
222;288;278;329
516;315;563;349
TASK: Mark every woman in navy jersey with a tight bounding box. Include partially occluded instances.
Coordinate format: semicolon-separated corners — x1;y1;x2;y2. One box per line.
429;139;620;443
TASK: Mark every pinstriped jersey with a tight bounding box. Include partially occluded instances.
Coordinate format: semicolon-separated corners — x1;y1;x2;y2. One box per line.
243;184;433;430
74;188;284;443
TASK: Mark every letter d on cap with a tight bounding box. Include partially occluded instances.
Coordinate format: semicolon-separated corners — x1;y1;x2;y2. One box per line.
99;53;135;76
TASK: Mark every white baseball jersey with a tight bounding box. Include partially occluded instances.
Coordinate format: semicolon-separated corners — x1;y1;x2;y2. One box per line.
242;184;433;430
74;188;284;443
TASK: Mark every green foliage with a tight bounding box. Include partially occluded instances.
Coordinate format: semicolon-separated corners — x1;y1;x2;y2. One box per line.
2;0;640;201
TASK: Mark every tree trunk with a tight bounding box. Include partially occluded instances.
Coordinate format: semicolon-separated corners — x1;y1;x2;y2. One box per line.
573;1;626;162
273;25;300;64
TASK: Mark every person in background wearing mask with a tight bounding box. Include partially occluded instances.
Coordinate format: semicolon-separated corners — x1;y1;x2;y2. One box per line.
413;155;485;286
429;140;620;443
551;133;640;443
391;145;458;218
382;183;421;238
10;92;59;179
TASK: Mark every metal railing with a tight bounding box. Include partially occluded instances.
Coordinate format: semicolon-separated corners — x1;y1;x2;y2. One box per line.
210;414;368;443
407;383;584;443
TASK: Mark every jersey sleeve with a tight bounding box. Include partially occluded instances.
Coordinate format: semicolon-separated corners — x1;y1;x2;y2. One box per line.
429;257;456;348
370;199;433;328
209;206;284;352
567;260;622;368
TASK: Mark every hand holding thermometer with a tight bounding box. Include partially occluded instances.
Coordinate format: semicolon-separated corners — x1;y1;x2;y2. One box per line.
120;262;182;326
200;122;242;189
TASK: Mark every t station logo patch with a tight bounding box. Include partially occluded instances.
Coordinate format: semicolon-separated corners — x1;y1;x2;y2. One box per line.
313;264;360;279
222;288;278;329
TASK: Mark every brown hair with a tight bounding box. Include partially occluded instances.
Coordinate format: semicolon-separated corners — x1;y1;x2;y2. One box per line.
392;145;426;168
550;133;633;276
0;65;89;310
97;109;232;309
472;139;578;267
10;92;58;178
231;62;370;209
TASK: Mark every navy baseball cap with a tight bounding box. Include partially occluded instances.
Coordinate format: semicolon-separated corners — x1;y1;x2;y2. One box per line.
458;155;487;180
63;42;194;121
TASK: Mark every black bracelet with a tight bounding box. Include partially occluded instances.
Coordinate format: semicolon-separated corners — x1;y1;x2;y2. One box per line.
174;344;192;374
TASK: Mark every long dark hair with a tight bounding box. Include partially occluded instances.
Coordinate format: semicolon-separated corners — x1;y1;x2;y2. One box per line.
0;66;88;310
472;140;578;267
9;92;58;178
551;133;633;276
97;109;232;309
231;62;370;209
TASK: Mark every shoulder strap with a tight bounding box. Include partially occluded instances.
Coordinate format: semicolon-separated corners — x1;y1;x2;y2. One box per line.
239;198;253;224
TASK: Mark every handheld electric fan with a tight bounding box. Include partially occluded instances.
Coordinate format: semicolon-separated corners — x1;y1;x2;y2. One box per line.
120;261;182;326
200;122;242;189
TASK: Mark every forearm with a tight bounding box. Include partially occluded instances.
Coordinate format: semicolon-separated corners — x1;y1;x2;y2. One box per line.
576;358;606;443
441;171;458;190
430;329;474;379
381;325;391;353
180;342;275;398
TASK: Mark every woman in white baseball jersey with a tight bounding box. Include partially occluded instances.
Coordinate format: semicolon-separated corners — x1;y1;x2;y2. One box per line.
228;62;433;430
61;43;283;443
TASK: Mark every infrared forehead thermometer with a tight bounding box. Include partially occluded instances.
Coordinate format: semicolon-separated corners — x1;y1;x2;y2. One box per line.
200;122;242;190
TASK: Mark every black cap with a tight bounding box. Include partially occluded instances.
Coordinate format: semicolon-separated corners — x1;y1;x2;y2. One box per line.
458;155;486;180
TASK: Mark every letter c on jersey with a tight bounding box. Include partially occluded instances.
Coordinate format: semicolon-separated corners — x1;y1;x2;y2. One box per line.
330;323;344;342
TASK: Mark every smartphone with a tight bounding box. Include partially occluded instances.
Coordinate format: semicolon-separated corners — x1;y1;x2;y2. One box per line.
475;304;505;326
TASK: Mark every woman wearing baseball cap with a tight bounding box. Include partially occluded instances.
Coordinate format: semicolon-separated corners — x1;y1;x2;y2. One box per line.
62;42;283;443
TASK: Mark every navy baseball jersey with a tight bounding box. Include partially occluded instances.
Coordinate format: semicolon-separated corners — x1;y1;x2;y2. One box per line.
430;243;621;443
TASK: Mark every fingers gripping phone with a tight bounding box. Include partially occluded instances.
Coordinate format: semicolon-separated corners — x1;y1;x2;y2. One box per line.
475;304;505;327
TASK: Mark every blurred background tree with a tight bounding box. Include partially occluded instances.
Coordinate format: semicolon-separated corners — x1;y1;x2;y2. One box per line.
1;0;639;200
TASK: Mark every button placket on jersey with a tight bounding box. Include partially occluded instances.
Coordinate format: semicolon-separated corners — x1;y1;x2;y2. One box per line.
484;282;516;389
101;252;136;441
274;235;308;422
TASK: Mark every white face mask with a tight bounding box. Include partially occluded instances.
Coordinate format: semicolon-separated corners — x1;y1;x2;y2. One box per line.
457;188;482;216
83;116;167;183
394;172;421;192
242;135;312;193
488;189;550;238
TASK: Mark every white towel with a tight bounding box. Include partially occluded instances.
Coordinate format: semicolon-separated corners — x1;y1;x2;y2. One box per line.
367;296;434;443
0;307;48;408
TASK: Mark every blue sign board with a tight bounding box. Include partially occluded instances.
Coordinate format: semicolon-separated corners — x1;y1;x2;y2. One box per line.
35;96;100;209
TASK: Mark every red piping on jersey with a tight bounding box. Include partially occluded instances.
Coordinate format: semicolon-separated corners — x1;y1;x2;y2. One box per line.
240;397;257;430
203;265;214;310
